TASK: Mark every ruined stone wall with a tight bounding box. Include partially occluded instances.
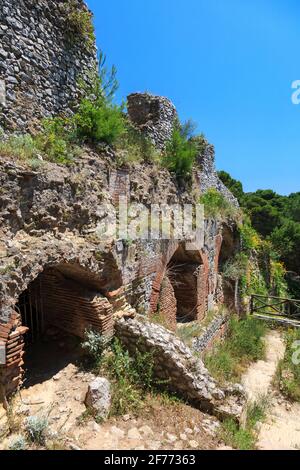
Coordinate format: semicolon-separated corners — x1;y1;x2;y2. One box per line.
127;93;177;150
115;317;245;420
128;93;239;206
0;150;230;326
0;0;97;132
159;277;178;330
196;143;239;207
192;313;229;354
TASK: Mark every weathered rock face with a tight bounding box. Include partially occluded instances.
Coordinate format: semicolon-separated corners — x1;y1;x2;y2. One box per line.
115;317;246;419
127;93;177;150
0;0;97;132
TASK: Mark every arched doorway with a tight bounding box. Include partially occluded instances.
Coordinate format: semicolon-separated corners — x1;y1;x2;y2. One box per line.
9;262;120;390
158;244;207;327
16;264;115;344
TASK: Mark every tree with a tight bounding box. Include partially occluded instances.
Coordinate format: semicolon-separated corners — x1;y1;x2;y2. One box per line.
218;171;244;203
271;220;300;274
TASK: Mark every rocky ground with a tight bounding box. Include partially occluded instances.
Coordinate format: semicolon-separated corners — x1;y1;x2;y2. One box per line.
0;330;223;451
1;327;300;451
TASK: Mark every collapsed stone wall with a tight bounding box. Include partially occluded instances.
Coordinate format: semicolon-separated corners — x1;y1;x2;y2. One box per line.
0;0;97;132
115;317;245;420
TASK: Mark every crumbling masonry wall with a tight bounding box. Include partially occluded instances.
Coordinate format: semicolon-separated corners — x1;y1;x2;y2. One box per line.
127;93;177;150
115;317;245;420
0;0;96;132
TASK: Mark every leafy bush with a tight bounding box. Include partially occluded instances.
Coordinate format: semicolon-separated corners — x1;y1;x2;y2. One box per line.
25;416;48;445
82;329;111;365
163;120;198;182
239;219;261;253
8;435;27;451
74;98;125;145
0;134;38;161
0;119;80;165
35;117;80;164
199;188;240;221
101;338;158;416
116;123;160;165
205;316;267;383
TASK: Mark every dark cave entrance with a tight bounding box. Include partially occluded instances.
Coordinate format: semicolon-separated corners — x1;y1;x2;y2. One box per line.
15;264;115;387
164;245;204;324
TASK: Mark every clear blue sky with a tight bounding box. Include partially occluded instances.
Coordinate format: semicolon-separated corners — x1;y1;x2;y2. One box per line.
87;0;300;195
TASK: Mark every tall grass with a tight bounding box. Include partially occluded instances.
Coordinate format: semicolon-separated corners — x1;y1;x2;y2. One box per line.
205;316;267;383
220;395;270;450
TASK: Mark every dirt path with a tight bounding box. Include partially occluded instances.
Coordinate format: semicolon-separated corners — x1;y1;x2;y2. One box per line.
242;330;300;450
241;330;285;402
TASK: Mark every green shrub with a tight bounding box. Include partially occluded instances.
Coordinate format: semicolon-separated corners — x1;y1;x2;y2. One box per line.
0;134;38;160
101;338;159;416
199;188;240;221
0;125;79;166
8;435;27;451
205;348;235;382
25;416;48;445
116;123;160;165
220;418;256;450
74;98;125;145
205;316;267;383
35;117;79;164
163;121;198;182
82;329;111;365
229;316;267;361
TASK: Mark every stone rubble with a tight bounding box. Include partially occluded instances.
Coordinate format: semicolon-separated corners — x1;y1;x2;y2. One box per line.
84;377;111;420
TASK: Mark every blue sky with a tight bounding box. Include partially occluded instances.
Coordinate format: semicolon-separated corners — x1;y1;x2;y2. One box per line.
87;0;300;195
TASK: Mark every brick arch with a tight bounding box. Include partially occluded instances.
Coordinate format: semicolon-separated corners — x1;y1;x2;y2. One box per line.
149;241;209;327
0;237;123;322
0;240;124;399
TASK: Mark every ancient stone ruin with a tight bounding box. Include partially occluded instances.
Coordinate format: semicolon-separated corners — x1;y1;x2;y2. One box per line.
0;0;243;418
0;0;97;132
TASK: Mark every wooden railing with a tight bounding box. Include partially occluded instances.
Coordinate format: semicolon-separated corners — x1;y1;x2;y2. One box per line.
250;295;300;319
